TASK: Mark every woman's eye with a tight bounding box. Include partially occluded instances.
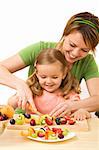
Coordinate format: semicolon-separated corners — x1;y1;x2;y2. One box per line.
70;43;75;47
81;49;89;53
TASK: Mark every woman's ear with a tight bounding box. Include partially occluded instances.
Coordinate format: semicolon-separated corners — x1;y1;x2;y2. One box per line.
62;67;68;79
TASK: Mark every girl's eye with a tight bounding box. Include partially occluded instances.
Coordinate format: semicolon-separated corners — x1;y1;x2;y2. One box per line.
40;76;46;79
52;76;58;79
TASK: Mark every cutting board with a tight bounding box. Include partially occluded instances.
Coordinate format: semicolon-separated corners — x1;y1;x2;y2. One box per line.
7;119;88;131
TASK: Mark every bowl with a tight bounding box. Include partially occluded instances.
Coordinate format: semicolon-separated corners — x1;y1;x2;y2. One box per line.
0;120;8;135
0;105;14;135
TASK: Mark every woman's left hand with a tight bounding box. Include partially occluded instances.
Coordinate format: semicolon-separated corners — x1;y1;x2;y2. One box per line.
49;101;72;117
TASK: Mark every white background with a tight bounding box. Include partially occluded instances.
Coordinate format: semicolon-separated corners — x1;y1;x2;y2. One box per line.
0;0;99;104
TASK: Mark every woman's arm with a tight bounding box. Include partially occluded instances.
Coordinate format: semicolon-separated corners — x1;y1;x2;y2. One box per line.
0;54;26;88
50;78;99;117
0;54;37;111
70;78;99;112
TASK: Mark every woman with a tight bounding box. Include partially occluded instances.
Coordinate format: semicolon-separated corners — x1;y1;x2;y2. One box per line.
0;12;99;116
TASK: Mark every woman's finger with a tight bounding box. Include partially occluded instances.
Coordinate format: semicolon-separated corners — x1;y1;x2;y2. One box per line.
28;97;37;112
50;103;69;117
49;102;66;116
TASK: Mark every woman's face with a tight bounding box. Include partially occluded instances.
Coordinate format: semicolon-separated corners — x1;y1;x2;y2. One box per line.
62;31;90;64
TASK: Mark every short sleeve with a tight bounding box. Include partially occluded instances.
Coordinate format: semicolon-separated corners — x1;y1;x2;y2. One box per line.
71;54;99;82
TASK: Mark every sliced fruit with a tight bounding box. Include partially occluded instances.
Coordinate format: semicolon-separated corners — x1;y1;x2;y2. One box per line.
62;128;69;136
0;105;14;118
60;117;67;124
31;133;38;138
45;117;53;125
55;117;61;125
31;114;40;125
20;130;29;136
38;130;45;138
15;114;25;125
15;108;26;114
68;119;75;125
30;119;36;126
64;115;71;120
10;119;15;125
28;127;35;136
48;134;57;140
58;133;64;139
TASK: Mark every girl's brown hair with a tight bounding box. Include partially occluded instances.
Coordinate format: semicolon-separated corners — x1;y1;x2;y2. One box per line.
26;48;80;98
57;12;99;51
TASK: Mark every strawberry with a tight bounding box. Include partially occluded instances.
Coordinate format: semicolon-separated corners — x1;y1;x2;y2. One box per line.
60;117;67;124
68;119;75;125
52;127;62;134
64;115;71;120
45;117;53;125
38;131;45;137
44;125;51;131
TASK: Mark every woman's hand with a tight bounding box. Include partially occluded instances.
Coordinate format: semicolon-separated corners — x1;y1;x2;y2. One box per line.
49;101;72;117
16;80;37;112
70;109;91;121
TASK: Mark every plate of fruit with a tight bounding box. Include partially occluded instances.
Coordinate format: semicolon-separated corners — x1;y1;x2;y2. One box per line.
21;126;76;142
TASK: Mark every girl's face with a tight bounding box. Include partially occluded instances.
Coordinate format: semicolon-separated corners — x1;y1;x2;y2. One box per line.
62;31;90;64
36;62;66;93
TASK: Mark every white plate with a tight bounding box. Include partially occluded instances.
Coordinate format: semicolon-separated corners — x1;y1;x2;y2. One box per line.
27;132;76;143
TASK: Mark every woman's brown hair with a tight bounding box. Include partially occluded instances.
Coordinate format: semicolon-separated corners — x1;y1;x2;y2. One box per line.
57;12;99;51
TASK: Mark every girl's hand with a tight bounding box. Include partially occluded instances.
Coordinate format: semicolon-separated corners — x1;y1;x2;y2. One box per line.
16;80;37;112
49;101;72;117
70;109;91;121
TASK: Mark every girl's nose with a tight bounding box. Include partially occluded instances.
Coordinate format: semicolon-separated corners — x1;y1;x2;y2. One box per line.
46;78;52;84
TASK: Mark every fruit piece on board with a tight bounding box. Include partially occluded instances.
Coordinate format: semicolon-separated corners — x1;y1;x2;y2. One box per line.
31;114;40;125
15;114;25;125
39;114;49;125
68;119;75;125
64;115;71;120
60;117;67;124
45;117;53;125
15;108;26;114
10;119;16;125
55;117;61;125
24;113;31;123
30;119;36;126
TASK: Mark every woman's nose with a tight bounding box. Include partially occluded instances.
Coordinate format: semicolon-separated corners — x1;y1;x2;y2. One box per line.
72;48;80;57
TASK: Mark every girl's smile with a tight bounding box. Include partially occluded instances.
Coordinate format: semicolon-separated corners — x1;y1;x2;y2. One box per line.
36;61;66;93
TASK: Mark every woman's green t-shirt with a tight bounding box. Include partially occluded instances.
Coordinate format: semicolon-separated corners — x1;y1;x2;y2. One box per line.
19;41;99;82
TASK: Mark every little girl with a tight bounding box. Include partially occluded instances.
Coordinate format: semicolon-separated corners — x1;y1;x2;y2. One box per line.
8;48;91;120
